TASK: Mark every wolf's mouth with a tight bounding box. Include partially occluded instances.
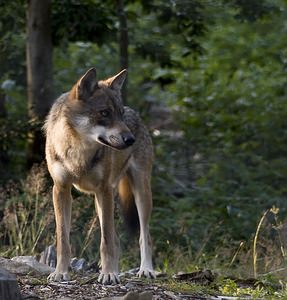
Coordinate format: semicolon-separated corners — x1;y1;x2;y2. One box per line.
97;136;127;150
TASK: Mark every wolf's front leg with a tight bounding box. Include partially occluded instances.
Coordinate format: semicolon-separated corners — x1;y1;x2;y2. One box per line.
95;189;120;285
48;185;72;282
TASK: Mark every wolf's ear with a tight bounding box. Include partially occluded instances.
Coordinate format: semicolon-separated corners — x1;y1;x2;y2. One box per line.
76;68;98;100
106;69;127;91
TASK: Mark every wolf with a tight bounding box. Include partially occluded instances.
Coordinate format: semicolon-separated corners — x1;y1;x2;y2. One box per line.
44;68;155;284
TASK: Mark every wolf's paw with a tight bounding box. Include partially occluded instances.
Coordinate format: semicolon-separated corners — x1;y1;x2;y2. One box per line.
137;268;156;279
47;271;70;282
98;272;120;285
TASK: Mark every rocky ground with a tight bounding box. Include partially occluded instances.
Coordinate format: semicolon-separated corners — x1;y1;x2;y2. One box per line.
18;273;213;300
1;256;259;299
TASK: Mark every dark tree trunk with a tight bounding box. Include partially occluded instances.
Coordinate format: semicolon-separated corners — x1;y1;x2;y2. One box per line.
117;0;129;105
0;91;6;118
0;92;9;175
26;0;53;166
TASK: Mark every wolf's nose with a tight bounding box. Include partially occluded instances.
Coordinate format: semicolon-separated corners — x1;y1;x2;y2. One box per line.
123;133;135;146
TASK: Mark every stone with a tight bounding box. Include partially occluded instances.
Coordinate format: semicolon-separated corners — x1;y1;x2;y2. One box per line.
0;257;37;275
0;267;23;300
136;292;153;300
100;291;153;300
40;244;57;268
12;255;55;274
70;257;88;272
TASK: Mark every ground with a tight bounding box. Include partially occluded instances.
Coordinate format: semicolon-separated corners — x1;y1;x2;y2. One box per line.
17;269;275;300
18;277;206;300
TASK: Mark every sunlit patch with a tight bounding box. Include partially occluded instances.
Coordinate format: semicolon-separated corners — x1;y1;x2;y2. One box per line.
153;129;161;137
51;162;67;185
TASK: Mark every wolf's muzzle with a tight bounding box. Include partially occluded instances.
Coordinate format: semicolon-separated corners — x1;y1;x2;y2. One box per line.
101;131;135;150
122;132;135;146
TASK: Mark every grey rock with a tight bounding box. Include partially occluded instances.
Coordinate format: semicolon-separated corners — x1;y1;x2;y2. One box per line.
12;256;55;274
100;291;153;300
40;244;57;268
136;292;153;300
0;267;23;300
70;257;87;272
0;257;37;275
40;245;88;272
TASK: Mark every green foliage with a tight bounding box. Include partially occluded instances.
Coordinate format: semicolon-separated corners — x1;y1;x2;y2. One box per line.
134;0;206;61
140;0;287;279
231;0;279;22
53;42;120;94
157;276;283;299
0;0;26;85
51;0;116;45
217;278;272;298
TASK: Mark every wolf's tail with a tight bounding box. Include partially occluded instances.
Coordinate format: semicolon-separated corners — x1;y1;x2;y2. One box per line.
118;175;139;234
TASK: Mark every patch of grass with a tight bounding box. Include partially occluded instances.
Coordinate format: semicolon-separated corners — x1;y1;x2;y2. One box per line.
158;279;215;296
0;163;54;257
155;275;286;300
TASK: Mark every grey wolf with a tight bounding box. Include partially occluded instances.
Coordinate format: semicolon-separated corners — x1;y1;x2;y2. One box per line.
44;68;155;284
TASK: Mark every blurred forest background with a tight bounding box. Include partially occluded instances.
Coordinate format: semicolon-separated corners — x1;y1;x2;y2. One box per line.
1;0;287;281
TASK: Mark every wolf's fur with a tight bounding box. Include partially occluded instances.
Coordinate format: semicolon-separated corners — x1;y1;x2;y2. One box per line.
44;68;154;284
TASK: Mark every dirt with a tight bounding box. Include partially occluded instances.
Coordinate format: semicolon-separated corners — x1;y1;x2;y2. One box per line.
18;272;212;300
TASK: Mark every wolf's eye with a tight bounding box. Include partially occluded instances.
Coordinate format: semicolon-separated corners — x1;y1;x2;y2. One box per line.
100;110;110;117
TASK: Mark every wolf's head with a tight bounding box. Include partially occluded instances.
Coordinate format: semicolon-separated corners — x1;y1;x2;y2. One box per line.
68;68;135;150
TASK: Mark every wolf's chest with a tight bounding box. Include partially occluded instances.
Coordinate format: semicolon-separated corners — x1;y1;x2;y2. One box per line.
72;150;132;195
72;164;105;194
